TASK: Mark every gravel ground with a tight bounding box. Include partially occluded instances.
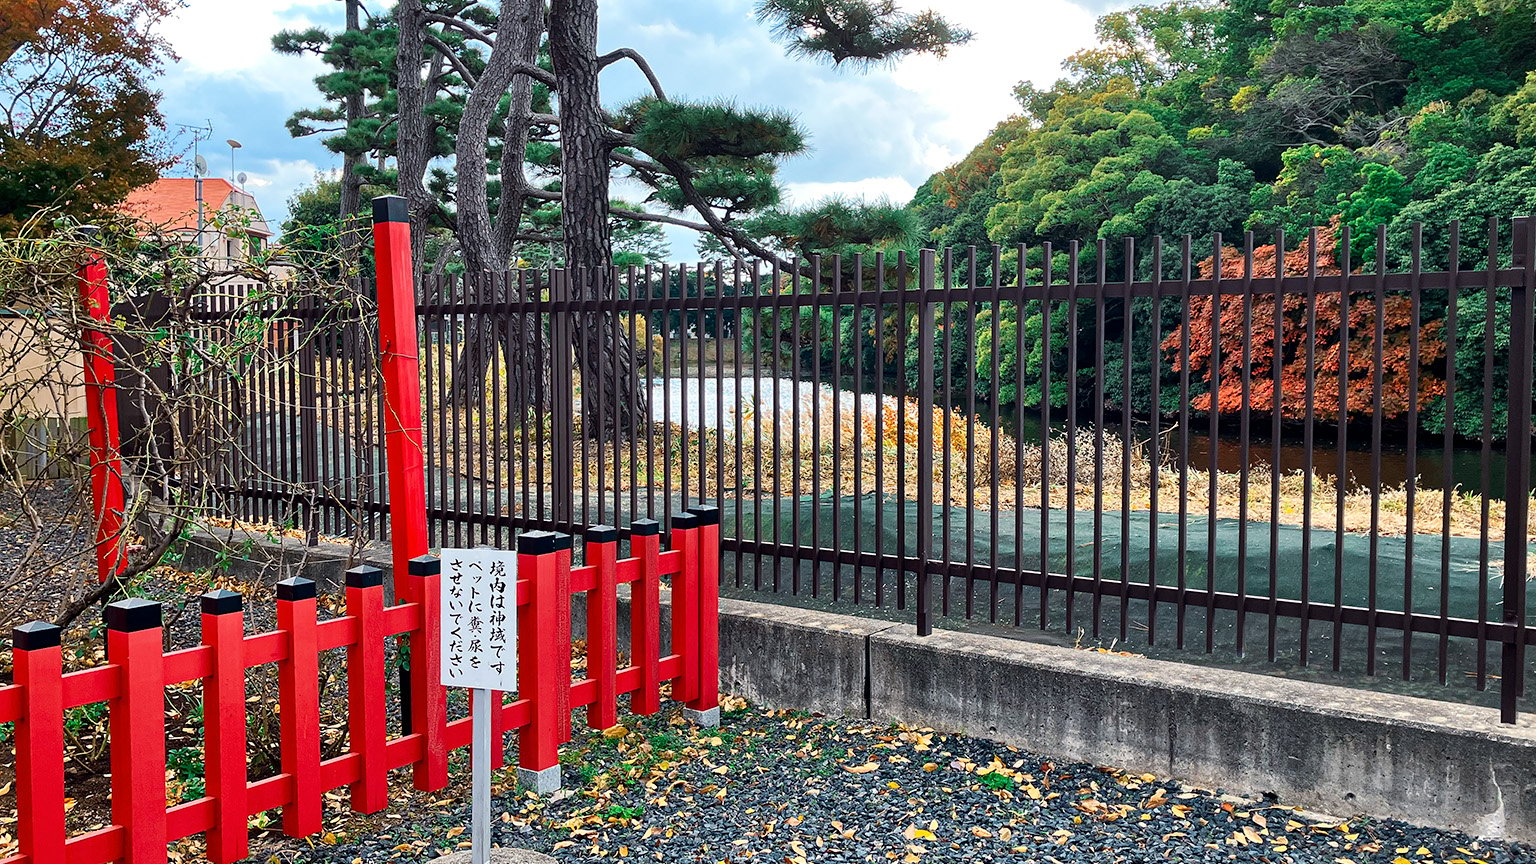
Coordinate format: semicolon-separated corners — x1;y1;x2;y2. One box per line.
265;698;1534;864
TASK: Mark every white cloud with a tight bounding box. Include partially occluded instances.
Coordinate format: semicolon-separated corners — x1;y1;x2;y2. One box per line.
782;177;918;208
244;158;329;231
159;0;329;101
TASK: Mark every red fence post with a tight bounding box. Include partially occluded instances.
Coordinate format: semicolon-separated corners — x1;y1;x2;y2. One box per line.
371;196;429;578
76;239;127;584
585;525;618;731
686;506;721;726
201;590;249;864
555;533;573;744
344;566;388;813
402;554;448;790
669;512;699;705
105;598;166;864
517;531;565;793
12;622;65;861
629;519;661;716
276;578;322;838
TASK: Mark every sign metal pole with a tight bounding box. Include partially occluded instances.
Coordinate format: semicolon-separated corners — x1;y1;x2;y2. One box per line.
471;687;491;864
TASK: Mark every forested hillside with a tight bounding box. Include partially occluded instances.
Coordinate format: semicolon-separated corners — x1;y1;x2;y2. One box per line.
906;0;1536;435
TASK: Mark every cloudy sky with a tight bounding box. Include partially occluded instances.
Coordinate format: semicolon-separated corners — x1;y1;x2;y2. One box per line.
156;0;1121;256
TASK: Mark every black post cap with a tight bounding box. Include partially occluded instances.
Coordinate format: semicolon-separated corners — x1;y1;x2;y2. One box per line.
518;530;560;555
672;512;700;530
1515;215;1532;267
372;195;408;224
276;577;317;602
585;524;618;543
630;518;661;536
105;598;162;632
687;505;720;526
13;621;61;650
552;531;573;551
346;565;385;589
408;555;440;576
200;589;244;615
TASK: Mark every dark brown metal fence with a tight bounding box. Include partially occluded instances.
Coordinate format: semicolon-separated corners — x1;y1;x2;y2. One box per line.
205;219;1536;721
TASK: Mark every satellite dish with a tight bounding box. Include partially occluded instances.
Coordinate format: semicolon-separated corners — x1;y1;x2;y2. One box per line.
237;172;248;187
193;155;208;177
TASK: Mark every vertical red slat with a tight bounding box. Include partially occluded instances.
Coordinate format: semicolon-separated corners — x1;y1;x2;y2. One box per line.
555;535;573;743
630;519;662;716
276;578;322;837
12;622;65;862
670;513;699;703
344;566;388;813
585;525;619;730
200;591;248;863
75;243;126;584
105;599;167;864
687;506;720;718
517;531;566;792
489;690;507;770
403;555;448;789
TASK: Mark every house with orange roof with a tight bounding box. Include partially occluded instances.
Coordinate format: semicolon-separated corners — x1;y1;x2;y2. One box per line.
122;177;273;265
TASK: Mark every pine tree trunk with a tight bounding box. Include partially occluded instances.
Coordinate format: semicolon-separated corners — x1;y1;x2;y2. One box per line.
549;0;648;439
449;0;547;412
394;0;432;257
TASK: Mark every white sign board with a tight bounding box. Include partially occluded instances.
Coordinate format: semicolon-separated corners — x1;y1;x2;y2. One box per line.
440;547;518;691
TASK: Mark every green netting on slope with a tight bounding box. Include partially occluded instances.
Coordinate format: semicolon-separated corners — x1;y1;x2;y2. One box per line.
715;492;1524;620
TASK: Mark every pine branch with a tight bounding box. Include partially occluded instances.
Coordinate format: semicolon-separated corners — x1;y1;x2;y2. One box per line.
597;48;667;100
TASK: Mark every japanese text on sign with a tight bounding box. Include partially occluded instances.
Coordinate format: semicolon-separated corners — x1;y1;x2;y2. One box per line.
441;548;518;690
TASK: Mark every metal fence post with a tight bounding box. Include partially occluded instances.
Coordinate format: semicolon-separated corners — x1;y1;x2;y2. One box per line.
916;250;936;636
549;268;575;528
298;292;321;545
1504;216;1535;723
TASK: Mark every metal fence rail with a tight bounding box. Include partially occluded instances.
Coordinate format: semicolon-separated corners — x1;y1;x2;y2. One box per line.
213;219;1536;721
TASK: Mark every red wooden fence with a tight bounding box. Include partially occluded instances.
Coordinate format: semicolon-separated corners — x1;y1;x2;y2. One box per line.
0;511;720;864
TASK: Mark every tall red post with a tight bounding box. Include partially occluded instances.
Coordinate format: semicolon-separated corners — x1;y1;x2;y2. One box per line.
105;598;167;864
554;532;574;744
12;622;65;862
585;525;619;731
76;240;127;584
403;555;448;790
344;566;389;813
276;577;322;837
629;519;662;716
517;531;566;793
201;590;249;864
370;196;429;577
686;506;721;725
372;197;447;792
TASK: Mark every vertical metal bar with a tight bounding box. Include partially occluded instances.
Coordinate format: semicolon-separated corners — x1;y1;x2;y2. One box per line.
1065;241;1079;635
1269;231;1285;662
1091;240;1106;639
751;260;764;591
1404;224;1422;680
1502;216;1534;723
593;269;608;528
809;254;821;599
988;246;1002;623
551;269;574;530
662;264;674;533
1206;233;1222;655
1237;232;1254;657
791;258;804;595
941;248;954;618
449;274;463;546
731;260;744;588
772;260;783;593
852;254;864;604
897;252;909;612
1177;236;1192;650
874;252;886;607
697;262;708;511
831;255;844;601
1040;243;1054;631
1334;226;1352;672
1301;229;1319;667
1148;237;1162;645
471;686;491;864
1368;225;1387;676
300;295;320;546
966;248;981;621
1439;222;1460;682
646;265;658;524
1014;244;1028;627
1477;222;1498;691
916;249;936;635
1120;237;1134;642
